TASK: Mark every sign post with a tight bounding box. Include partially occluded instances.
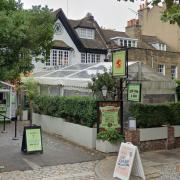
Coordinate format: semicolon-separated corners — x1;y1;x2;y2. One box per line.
112;49;128;134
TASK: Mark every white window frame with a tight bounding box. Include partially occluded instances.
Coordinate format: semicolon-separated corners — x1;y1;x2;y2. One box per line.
49;49;70;67
76;28;95;39
171;65;177;79
111;37;138;47
157;64;165;76
81;53;101;63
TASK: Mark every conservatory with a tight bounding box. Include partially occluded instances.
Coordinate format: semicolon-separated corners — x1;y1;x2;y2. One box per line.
30;62;176;103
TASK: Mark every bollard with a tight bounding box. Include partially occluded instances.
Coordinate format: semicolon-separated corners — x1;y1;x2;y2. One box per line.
1;116;7;133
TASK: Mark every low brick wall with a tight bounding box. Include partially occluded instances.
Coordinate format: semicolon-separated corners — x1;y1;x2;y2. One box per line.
175;137;180;148
125;126;180;151
140;140;166;151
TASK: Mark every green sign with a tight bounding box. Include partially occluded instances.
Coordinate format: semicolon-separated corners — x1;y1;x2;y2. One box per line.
100;106;120;130
112;51;126;77
127;83;141;102
21;126;43;153
26;128;42;152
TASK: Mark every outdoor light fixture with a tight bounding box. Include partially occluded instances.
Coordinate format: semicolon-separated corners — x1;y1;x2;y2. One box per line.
102;85;107;98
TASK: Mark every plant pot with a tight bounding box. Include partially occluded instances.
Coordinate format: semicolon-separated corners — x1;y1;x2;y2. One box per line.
96;140;121;153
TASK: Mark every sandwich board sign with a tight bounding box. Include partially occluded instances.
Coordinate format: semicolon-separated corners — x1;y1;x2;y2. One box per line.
113;142;145;180
21;125;43;154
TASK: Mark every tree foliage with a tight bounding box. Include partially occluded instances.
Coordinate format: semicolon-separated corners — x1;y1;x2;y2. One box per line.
0;0;55;81
117;0;180;26
88;72;118;100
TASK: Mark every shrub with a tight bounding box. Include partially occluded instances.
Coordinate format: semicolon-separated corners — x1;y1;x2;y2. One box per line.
129;103;180;128
97;129;124;144
33;95;97;127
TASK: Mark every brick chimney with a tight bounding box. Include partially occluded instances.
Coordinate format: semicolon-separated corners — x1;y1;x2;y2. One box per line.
125;19;141;39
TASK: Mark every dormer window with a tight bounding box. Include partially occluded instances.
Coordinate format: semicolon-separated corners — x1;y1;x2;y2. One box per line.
152;43;166;51
111;37;138;48
76;28;95;39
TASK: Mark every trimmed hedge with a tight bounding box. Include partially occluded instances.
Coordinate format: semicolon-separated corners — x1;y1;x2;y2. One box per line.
129;103;180;128
33;95;180;129
33;95;97;127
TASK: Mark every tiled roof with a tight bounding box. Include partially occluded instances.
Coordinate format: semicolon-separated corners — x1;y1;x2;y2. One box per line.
68;15;107;51
141;35;171;51
141;35;164;44
80;39;107;50
102;29;129;40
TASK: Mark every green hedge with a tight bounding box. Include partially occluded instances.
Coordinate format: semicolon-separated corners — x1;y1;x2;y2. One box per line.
33;95;97;127
129;103;180;128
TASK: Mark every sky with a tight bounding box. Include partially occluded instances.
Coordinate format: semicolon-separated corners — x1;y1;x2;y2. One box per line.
21;0;143;31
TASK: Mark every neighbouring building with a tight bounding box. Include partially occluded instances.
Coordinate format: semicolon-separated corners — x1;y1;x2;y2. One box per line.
32;8;180;80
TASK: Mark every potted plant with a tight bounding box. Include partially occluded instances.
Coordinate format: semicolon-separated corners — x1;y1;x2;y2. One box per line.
96;129;124;153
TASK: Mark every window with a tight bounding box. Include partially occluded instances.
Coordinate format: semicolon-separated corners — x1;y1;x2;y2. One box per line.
120;39;123;46
113;38;137;47
128;40;132;47
81;53;86;63
171;65;177;79
54;22;63;34
91;54;95;63
58;51;63;66
124;40;127;47
52;50;57;66
96;54;100;63
45;59;50;66
76;28;95;39
64;51;69;66
152;43;166;51
81;53;101;63
87;54;91;63
48;49;69;67
157;64;165;75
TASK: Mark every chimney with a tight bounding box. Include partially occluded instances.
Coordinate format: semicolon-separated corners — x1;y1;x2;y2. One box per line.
125;18;141;39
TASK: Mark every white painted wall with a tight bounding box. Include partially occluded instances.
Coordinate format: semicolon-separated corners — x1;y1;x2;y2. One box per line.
53;19;81;64
140;127;168;141
173;126;180;137
33;19;107;71
32;113;97;149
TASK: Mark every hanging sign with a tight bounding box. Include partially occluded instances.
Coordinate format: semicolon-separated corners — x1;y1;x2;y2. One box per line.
127;83;141;102
100;106;120;130
112;50;127;77
21;126;43;154
113;142;145;180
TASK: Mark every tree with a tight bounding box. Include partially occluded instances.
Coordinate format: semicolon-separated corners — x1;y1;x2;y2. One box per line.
22;78;39;125
0;0;55;81
117;0;180;26
88;72;118;100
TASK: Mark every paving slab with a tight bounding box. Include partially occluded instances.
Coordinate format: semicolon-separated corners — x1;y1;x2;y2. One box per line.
0;121;105;173
95;149;180;180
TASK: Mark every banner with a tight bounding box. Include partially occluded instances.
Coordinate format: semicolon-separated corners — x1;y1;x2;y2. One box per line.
112;51;126;77
100;106;120;130
127;83;141;102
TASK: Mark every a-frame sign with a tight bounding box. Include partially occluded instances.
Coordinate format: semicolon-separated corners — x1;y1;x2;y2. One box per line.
21;125;43;154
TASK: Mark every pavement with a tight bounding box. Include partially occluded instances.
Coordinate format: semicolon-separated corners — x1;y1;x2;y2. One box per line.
0;121;180;179
95;149;180;180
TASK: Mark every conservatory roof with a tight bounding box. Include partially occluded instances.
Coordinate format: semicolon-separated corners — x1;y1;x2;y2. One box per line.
30;62;175;88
